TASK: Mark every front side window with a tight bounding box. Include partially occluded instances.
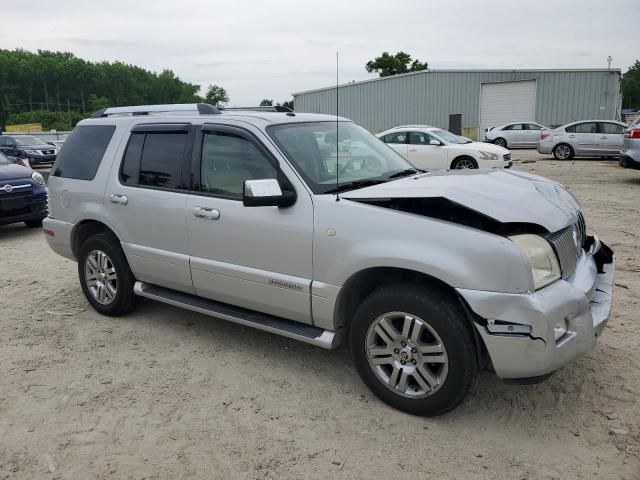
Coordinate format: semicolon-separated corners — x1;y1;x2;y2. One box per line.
200;131;277;199
601;123;624;135
52;125;116;180
269;122;413;194
573;123;597;134
120;131;188;189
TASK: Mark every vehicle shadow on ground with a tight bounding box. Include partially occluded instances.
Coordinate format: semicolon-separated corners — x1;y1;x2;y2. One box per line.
0;223;42;241
126;297;597;425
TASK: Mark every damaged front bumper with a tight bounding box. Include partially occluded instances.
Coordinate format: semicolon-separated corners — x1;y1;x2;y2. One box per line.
456;238;615;379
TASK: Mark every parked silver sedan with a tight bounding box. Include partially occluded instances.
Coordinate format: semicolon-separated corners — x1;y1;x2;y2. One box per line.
485;122;548;148
537;120;627;160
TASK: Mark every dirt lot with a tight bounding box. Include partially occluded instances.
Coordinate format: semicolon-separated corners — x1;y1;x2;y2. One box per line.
1;152;639;479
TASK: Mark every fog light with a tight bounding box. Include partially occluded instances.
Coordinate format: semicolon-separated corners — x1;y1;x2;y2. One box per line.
554;319;568;341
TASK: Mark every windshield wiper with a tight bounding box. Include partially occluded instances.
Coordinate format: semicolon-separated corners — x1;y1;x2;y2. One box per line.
387;168;421;179
324;178;388;194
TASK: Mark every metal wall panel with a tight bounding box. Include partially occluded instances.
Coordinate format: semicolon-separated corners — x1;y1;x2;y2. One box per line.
293;70;621;138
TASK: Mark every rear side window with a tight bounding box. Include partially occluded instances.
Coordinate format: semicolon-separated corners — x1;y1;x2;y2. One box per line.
573;123;597;134
52;125;115;180
120;131;189;190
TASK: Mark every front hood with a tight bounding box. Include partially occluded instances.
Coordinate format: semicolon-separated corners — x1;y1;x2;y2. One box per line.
342;169;580;232
0;164;32;181
456;141;508;155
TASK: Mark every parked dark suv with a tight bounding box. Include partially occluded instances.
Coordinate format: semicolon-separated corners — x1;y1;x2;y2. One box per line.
0;134;58;166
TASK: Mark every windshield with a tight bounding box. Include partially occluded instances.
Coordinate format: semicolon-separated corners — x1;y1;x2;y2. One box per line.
0;152;11;166
268;122;414;194
430;129;471;144
13;135;49;147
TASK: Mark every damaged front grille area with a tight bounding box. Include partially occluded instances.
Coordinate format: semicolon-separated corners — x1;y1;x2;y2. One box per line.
547;212;586;279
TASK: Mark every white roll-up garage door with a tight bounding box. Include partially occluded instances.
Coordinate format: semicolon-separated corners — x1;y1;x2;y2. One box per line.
479;80;537;139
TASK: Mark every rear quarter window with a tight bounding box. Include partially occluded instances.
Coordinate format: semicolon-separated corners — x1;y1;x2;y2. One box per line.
52;125;116;180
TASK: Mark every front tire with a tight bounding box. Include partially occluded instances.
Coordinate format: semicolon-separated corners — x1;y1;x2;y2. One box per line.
349;285;478;416
493;137;507;148
450;156;478;170
78;233;138;316
553;143;574;160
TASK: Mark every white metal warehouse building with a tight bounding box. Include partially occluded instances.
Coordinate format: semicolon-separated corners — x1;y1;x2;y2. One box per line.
292;69;622;140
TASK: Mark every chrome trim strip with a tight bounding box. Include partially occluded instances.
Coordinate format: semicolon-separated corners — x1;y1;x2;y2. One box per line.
0;183;31;191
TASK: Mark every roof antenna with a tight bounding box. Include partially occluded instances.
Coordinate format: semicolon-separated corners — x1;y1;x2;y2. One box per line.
335;50;340;202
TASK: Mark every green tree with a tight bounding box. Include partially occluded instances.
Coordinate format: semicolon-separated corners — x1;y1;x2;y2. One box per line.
260;99;273;106
205;84;229;107
280;100;294;110
365;51;428;77
622;60;640;110
88;94;110;112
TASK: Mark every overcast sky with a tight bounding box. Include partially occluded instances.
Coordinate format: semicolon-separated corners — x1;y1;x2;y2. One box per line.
2;0;638;105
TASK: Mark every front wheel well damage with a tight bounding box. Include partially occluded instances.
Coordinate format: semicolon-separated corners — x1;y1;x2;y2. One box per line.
334;267;488;369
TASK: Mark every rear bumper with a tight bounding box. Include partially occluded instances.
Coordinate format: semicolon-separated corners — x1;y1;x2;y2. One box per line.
457;239;614;379
536;143;553;154
43;217;75;260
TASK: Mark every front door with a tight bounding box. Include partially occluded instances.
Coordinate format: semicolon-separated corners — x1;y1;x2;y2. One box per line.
598;122;625;155
503;123;526;146
187;124;314;324
102;123;195;294
407;131;449;170
569;122;599;155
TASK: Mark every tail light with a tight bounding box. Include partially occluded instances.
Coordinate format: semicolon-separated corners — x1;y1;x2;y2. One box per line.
540;131;551;140
624;128;640;139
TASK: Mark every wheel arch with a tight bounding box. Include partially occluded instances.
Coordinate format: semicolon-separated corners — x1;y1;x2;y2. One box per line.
333;266;488;366
71;219;122;259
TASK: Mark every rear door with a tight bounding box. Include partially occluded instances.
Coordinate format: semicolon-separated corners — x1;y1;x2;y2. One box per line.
186;123;314;324
407;131;448;170
567;122;599;155
102;123;195;294
598;122;625;155
524;123;544;146
381;131;408;159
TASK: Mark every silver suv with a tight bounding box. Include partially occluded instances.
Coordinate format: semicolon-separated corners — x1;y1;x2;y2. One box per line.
44;104;615;416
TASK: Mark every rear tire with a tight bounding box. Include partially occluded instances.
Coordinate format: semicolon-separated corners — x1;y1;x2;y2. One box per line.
450;156;478;170
552;143;574;160
349;285;478;416
78;233;138;316
494;137;507;148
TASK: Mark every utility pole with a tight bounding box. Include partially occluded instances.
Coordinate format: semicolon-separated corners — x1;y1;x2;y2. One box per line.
67;98;71;129
606;56;613;70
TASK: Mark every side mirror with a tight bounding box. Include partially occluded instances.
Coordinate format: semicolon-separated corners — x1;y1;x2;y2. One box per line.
429;139;442;146
243;179;296;207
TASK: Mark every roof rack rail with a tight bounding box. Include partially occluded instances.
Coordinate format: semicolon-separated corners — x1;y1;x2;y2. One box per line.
90;103;220;118
220;106;293;113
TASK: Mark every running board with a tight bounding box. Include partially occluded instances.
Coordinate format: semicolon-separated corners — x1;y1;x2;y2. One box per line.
133;281;339;349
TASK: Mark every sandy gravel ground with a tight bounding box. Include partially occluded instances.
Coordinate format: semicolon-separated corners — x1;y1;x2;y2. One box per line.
1;152;639;479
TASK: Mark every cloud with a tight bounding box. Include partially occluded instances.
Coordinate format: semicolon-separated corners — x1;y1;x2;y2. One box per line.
1;0;638;104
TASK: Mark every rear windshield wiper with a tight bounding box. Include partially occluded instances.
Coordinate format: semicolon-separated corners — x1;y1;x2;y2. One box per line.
324;178;388;194
387;168;421;179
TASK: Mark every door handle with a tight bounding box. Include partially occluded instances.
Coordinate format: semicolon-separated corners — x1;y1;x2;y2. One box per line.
193;206;220;220
599;136;607;139
409;148;417;152
109;193;128;205
568;135;576;138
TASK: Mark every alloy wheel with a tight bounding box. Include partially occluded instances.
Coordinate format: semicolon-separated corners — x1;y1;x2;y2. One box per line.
85;249;118;305
555;145;571;160
454;158;475;169
365;312;448;398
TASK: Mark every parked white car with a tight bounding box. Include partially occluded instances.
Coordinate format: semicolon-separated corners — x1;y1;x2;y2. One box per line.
485;122;548;148
377;126;512;170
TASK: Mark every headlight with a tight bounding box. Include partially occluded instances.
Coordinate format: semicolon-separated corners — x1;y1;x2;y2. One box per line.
23;149;38;155
509;234;561;290
478;151;499;160
31;171;45;185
